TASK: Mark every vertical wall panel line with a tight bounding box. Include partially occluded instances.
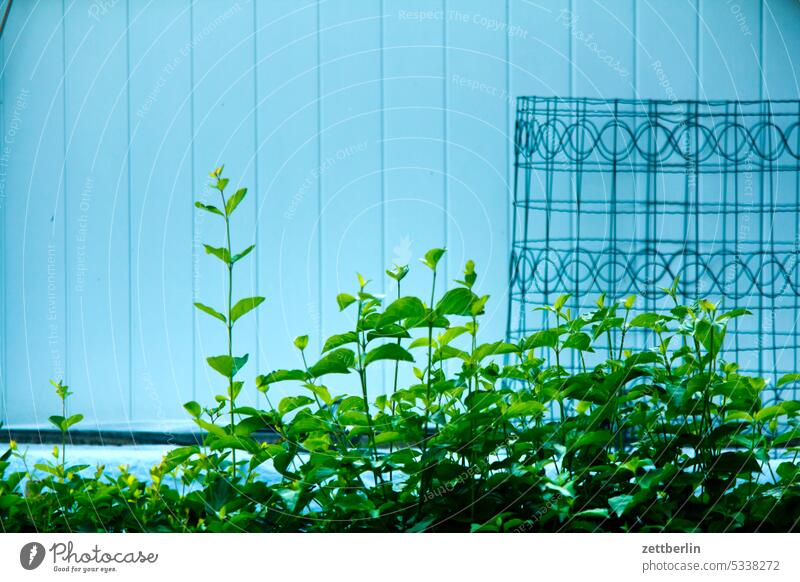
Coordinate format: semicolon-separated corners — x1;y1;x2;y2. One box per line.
505;0;511;288
443;0;448;283
126;0;133;420
316;0;322;353
62;0;69;387
759;0;765;100
252;0;260;399
0;0;5;423
569;0;574;97
632;0;637;97
380;0;385;296
696;0;701;100
190;0;196;401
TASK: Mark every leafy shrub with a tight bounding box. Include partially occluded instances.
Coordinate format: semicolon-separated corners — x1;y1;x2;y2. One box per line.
1;169;799;532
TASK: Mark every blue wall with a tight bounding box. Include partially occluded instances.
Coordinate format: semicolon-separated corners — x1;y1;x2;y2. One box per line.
1;0;799;428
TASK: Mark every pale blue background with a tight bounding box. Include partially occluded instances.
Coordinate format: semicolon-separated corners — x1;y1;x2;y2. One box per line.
1;0;799;429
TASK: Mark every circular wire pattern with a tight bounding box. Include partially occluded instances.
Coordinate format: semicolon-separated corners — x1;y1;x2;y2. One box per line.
508;97;800;383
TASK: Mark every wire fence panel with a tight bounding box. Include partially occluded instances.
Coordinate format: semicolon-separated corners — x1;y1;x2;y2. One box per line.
507;96;800;404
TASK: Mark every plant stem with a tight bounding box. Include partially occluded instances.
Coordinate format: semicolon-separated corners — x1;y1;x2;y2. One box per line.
355;299;380;481
418;270;437;513
219;189;236;479
469;315;477;522
61;395;66;470
389;279;401;483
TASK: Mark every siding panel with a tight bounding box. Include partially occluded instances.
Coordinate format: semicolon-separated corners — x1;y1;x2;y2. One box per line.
2;0;66;425
64;0;131;426
318;1;383;393
129;0;194;427
256;0;320;401
191;0;259;408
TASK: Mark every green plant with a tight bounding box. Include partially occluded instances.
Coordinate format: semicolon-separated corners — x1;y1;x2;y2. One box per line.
190;166;264;479
2;169;799;533
47;379;83;474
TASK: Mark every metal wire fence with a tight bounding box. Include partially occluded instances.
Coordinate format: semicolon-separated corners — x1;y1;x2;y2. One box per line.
507;96;800;404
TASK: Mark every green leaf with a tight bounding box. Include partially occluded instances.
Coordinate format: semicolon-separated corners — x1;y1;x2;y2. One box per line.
232;244;255;264
288;412;329;434
336;293;357;311
206;354;249;378
225;188;247;215
609;494;634;517
554;293;571;311
34;464;61;477
303;383;333;406
574;508;610;519
228;381;244;401
505;400;546;418
256;369;307;386
593;317;624;338
386;264;409;282
161;446;199;472
322;331;358;353
48;415;66;431
363;343;414;367
473;341;519;361
195;418;227;436
294;335;309;351
574;430;612;449
278;396;315;416
755;404;789;422
204;244;231;264
628;313;662;329
562;332;592;351
230;296;265;323
378;296;426;327
308;348;355;378
777;373;800;388
695;319;725;356
420;248;446;270
404;310;451;330
183;401;202;418
50;379;72;400
338;410;368;427
194;201;224;216
717;307;752;321
470;295;489;317
367;326;409;341
234;416;271;437
64;414;83;430
435;288;477;316
208;435;261;455
433;344;468;363
439;326;468;345
409;337;433;349
193;302;226;323
524;330;559;350
699;299;716;313
374;431;404;445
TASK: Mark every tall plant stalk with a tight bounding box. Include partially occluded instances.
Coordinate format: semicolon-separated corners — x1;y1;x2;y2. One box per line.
48;379;82;477
386;264;409;483
192;166;264;480
418;248;445;514
356;291;379;464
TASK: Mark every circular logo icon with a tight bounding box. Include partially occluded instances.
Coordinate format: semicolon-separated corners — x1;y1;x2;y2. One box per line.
20;542;46;570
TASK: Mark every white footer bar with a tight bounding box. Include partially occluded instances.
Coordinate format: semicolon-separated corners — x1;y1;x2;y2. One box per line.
0;533;796;580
